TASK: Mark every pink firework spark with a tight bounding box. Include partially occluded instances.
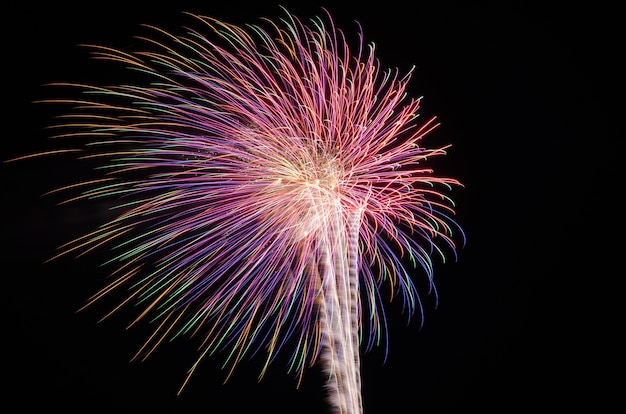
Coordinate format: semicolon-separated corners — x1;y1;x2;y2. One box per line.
21;8;464;414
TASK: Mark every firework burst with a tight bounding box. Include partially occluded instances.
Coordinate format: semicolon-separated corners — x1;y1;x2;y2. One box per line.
17;8;463;413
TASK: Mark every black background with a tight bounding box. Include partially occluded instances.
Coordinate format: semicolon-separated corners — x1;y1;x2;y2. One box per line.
3;1;619;413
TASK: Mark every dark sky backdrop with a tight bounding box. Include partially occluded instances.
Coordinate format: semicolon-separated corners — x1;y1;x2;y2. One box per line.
3;1;619;413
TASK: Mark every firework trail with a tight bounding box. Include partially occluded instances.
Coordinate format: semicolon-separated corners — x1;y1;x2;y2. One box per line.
17;9;463;413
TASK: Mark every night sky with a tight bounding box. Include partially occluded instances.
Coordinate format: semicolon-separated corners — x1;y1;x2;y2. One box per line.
3;1;618;413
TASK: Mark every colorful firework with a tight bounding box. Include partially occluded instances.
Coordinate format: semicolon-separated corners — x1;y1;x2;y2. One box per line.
18;9;463;414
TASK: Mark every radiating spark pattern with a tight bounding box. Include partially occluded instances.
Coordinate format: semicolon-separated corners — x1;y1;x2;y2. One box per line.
27;9;463;413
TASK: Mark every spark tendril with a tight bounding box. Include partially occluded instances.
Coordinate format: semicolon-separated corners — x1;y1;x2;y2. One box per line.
20;8;464;413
